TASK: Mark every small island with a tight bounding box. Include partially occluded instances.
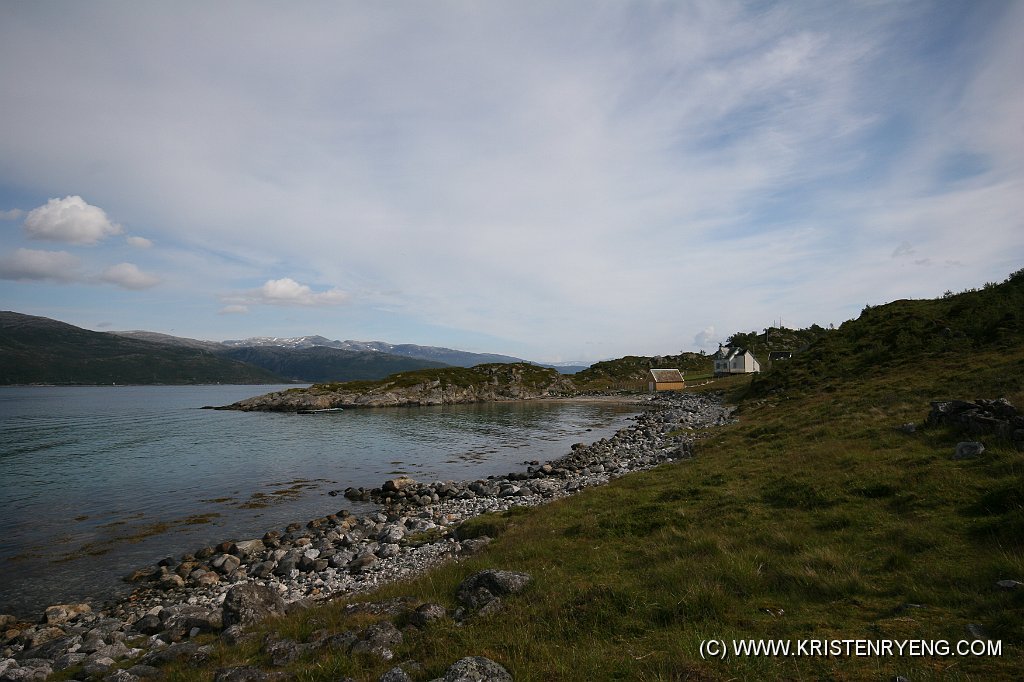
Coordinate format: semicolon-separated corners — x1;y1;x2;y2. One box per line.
216;351;727;411
217;363;576;411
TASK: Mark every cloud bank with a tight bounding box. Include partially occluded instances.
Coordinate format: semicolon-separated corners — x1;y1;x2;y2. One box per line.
0;3;1022;358
0;248;81;282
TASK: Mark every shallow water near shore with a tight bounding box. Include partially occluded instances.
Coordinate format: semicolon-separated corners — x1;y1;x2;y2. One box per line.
0;385;638;618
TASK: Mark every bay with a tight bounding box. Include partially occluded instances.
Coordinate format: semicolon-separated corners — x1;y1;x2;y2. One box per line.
0;385;637;618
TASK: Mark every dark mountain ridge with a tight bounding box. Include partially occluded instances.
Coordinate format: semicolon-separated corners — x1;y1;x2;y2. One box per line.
0;312;286;385
217;346;450;383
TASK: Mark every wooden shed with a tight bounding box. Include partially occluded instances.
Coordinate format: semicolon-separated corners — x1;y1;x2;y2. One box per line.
648;368;685;392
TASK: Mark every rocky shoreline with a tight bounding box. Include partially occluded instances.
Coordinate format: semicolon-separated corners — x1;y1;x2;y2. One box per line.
0;392;734;681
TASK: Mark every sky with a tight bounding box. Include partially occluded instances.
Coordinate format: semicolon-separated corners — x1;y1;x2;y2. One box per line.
1;1;1022;363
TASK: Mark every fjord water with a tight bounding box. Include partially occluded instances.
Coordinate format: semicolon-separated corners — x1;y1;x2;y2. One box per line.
0;385;637;618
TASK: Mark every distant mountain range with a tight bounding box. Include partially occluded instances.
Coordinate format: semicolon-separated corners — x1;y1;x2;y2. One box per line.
220;335;529;368
0;311;590;385
0;312;284;385
216;346;450;383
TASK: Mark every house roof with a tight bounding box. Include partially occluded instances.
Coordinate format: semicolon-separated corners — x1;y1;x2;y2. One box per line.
714;347;760;363
649;368;684;383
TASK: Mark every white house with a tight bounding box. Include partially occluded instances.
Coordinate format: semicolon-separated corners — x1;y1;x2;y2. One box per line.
712;345;761;376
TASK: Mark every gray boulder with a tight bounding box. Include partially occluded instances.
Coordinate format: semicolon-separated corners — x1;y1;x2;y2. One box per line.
263;633;309;667
230;540;266;561
161;606;223;641
350;621;403;660
378;524;406;544
212;667;291;682
953;441;985;460
443;656;512;681
456;570;532;610
221;584;286;628
104;669;140;682
379;667;414;682
409;603;447;628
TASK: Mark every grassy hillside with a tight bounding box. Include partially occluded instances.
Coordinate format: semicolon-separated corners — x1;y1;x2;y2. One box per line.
151;272;1024;680
218;346;451;383
572;352;713;390
0;312;287;385
750;269;1024;398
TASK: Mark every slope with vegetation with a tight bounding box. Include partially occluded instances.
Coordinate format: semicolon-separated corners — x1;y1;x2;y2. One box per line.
722;324;831;365
160;270;1024;680
571;352;713;390
226;362;574;411
749;272;1024;398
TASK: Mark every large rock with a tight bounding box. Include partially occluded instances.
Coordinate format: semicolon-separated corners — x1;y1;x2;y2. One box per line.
17;633;81;661
221;584;286;628
379;667;414;682
456;570;532;610
230;540;266;561
212;554;242;575
442;656;512;682
213;667;291;682
0;660;52;682
350;621;402;660
104;669;140;682
953;441;985;460
43;603;91;625
377;524;406;544
263;634;310;667
24;627;65;649
382;477;416;494
161;605;223;641
158;573;185;591
409;603;447;628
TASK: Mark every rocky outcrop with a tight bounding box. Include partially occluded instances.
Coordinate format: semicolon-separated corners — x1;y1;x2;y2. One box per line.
927;398;1024;449
218;363;574;411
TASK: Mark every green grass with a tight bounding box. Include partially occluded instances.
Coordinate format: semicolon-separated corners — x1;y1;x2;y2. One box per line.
309;362;568;394
160;273;1024;680
573;353;713;391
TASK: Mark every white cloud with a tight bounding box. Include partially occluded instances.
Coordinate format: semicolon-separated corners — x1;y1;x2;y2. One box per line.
126;235;153;248
218;304;249;315
239;278;349;307
693;326;719;350
0;208;23;220
99;262;160;289
23;196;122;245
0;248;81;282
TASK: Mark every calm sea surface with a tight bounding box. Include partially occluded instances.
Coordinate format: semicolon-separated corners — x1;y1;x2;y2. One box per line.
0;385;637;617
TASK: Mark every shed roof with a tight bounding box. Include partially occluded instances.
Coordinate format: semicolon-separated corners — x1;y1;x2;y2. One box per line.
649;368;684;383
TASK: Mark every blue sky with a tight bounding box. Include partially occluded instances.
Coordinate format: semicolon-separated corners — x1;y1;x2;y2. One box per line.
1;1;1021;362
